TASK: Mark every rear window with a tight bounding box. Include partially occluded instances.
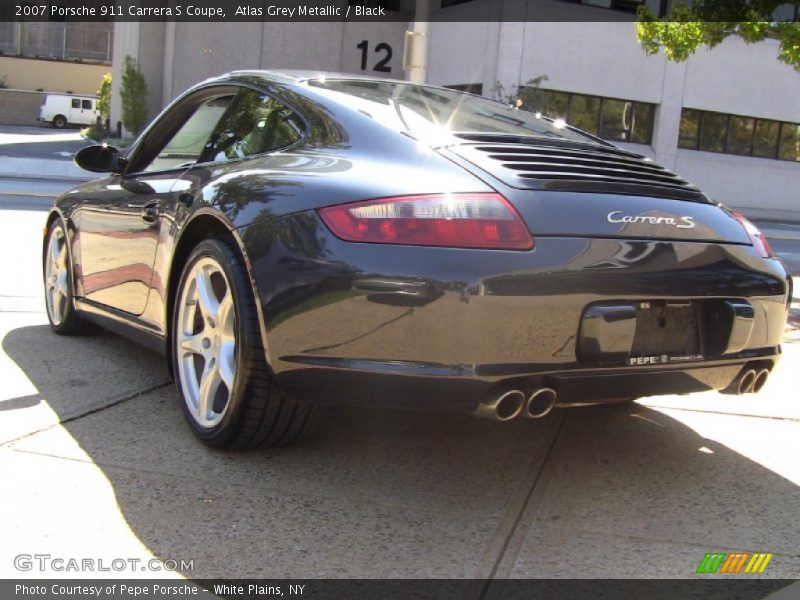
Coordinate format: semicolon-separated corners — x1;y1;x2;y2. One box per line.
309;79;602;145
71;99;80;109
202;88;304;163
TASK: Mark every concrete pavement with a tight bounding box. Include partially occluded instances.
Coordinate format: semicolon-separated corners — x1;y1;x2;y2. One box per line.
1;200;799;581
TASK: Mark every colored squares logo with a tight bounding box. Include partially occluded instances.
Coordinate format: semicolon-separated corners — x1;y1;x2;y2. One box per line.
697;552;773;574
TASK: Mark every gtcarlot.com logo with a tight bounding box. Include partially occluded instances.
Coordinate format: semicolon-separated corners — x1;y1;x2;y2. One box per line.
14;554;194;573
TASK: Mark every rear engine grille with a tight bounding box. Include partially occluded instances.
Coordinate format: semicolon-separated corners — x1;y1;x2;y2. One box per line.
472;143;692;190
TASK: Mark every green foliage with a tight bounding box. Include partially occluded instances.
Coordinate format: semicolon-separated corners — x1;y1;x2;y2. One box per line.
636;2;800;73
517;75;550;111
80;124;106;142
97;73;112;123
120;55;149;135
490;75;551;109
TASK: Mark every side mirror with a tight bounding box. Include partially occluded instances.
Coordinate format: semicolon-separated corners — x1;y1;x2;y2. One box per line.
74;144;127;174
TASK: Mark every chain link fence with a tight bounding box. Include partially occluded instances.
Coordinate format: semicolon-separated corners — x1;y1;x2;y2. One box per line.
0;22;112;63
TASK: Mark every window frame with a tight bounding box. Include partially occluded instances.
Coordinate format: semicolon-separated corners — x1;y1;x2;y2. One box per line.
679;107;800;162
533;88;656;145
778;121;800;162
752;118;781;159
122;83;310;177
198;88;308;166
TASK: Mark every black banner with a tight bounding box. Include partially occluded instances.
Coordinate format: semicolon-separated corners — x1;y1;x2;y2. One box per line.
2;579;798;600
3;0;799;23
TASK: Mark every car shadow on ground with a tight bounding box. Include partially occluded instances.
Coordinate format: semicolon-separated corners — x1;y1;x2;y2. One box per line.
2;323;799;580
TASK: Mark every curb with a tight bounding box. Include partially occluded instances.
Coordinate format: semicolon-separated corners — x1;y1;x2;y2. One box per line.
0;190;60;198
0;172;91;183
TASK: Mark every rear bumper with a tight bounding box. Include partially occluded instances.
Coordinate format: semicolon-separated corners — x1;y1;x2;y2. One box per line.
240;211;791;410
273;355;779;411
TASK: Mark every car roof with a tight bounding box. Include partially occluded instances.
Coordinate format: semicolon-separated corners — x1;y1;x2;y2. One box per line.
228;69;400;85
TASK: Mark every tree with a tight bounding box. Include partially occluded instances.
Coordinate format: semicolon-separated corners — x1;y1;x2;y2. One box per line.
97;73;112;125
636;2;800;73
120;55;149;135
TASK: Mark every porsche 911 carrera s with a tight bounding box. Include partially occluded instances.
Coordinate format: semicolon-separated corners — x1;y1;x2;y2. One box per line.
43;70;792;448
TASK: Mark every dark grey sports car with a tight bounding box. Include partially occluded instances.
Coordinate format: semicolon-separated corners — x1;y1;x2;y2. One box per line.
44;70;791;448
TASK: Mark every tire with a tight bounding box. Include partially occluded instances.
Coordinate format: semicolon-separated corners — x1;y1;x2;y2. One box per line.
43;219;102;335
52;115;67;129
171;237;324;449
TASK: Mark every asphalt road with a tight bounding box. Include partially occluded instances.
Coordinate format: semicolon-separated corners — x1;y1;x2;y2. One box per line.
0;125;88;160
771;238;800;275
1;189;799;583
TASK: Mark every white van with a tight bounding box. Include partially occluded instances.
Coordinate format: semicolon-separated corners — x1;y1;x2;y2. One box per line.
38;94;100;128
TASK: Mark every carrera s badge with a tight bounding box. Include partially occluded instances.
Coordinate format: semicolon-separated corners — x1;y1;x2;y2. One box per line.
607;211;696;229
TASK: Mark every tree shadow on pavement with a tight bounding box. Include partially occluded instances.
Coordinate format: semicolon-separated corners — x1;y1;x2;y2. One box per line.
2;323;799;581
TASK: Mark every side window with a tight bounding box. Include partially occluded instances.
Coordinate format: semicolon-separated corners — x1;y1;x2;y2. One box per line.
82;99;93;110
142;95;234;173
71;99;80;109
202;89;304;163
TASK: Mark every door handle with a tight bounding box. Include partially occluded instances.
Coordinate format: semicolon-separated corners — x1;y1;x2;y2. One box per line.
141;201;160;223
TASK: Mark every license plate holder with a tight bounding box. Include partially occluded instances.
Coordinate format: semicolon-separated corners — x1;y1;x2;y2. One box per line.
629;301;701;361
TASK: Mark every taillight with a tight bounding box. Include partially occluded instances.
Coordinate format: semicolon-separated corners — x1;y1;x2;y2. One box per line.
732;211;773;258
318;193;533;250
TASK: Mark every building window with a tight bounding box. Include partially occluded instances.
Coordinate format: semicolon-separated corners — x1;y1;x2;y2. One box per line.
779;123;800;162
753;120;780;158
445;83;483;95
679;108;800;162
525;88;655;144
679;108;701;148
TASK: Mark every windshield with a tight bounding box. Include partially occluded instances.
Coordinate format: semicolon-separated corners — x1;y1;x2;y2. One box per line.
309;79;604;146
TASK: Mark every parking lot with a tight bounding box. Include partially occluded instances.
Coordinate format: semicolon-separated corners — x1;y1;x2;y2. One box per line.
1;155;799;581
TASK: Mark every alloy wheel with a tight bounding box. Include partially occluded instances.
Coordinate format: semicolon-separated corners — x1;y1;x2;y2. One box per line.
45;226;69;326
176;257;237;428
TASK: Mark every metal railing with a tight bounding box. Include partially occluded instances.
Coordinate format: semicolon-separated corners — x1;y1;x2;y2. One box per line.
0;22;112;63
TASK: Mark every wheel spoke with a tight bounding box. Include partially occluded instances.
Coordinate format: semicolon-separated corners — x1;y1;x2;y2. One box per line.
53;287;66;322
50;236;61;263
194;267;220;320
180;332;206;356
57;271;68;297
57;242;68;270
197;362;221;419
218;290;234;334
218;341;235;389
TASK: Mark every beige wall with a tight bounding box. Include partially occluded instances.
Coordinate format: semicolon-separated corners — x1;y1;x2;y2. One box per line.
0;56;109;95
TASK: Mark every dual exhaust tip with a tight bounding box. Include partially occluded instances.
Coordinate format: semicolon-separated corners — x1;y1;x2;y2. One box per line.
473;387;557;422
733;368;770;395
479;365;771;419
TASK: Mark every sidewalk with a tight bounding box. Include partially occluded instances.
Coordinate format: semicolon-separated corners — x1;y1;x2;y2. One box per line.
0;157;92;181
754;222;800;242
